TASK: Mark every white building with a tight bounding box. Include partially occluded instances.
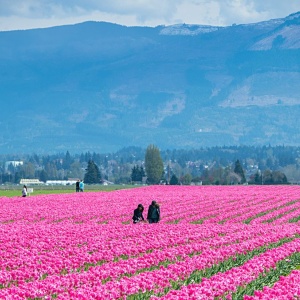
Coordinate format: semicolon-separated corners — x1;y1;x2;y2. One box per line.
46;180;77;186
20;179;43;185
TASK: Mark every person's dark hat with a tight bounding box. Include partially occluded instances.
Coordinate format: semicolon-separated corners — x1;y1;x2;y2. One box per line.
151;200;156;205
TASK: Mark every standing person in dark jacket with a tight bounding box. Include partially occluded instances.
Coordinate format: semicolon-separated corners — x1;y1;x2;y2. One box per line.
147;201;160;223
75;180;80;192
132;204;145;224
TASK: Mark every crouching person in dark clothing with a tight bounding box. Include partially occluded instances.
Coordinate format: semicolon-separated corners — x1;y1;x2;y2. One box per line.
147;201;160;223
132;204;145;224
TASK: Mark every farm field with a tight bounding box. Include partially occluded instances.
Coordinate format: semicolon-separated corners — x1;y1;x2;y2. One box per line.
1;185;300;299
0;184;135;197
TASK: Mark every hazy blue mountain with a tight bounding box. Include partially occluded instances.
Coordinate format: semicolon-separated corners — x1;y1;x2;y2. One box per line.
1;12;300;153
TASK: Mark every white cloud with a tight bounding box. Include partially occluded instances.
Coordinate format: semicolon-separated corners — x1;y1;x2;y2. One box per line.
216;0;300;25
0;0;300;31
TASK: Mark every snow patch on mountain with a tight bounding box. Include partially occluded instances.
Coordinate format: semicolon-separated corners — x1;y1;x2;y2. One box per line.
140;95;186;128
251;25;300;50
239;18;284;30
159;24;221;36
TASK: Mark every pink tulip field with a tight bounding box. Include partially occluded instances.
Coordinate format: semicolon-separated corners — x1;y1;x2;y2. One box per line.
1;185;300;299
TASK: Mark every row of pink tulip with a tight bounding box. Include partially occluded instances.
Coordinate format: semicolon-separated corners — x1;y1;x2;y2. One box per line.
0;223;284;296
1;185;300;299
2;186;300;226
66;227;300;299
244;269;300;300
202;196;289;224
162;187;285;224
153;186;300;225
0;223;252;286
26;226;300;299
250;200;300;224
156;238;300;299
0;223;298;298
273;206;300;224
216;193;299;224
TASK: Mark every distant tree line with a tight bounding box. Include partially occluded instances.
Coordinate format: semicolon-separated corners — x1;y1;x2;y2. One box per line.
131;165;145;182
0;145;299;185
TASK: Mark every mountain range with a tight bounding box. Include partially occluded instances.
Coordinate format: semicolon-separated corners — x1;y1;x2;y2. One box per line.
1;12;300;153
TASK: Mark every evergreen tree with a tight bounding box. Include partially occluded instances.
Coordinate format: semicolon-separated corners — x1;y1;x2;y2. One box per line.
131;165;138;182
63;151;72;169
145;144;164;184
254;171;262;185
233;159;246;183
84;160;101;184
170;174;179;185
131;165;146;182
140;166;145;180
84;152;92;163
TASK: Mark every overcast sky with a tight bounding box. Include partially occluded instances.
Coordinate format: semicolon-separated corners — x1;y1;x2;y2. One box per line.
0;0;300;31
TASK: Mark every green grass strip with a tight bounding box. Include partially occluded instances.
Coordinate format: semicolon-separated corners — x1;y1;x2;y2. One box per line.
289;215;300;223
0;184;137;198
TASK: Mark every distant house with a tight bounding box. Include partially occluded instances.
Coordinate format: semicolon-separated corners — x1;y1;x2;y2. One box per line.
102;179;114;185
46;180;77;186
